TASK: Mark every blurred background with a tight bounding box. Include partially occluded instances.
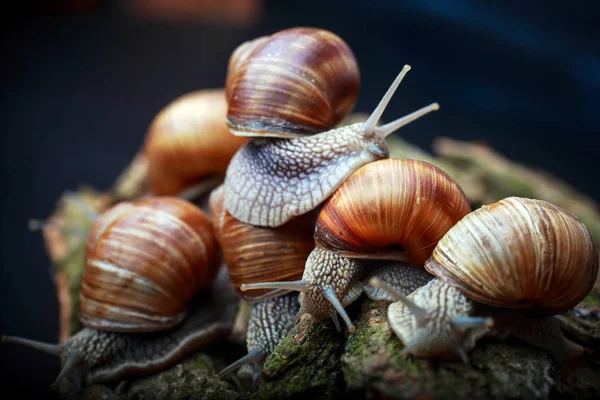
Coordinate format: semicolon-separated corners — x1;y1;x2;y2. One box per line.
2;0;599;397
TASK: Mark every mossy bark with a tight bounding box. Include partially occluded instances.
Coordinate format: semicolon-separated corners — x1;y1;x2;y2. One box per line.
38;114;600;399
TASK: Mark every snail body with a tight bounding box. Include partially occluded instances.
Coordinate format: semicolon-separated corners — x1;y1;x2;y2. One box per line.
370;196;599;364
241;158;472;332
2;197;236;391
215;292;301;386
224;60;440;227
143;88;249;195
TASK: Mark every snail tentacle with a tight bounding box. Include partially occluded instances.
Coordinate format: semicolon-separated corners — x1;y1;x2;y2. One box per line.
362;64;412;135
323;286;356;333
1;335;62;356
241;247;364;333
368;278;493;361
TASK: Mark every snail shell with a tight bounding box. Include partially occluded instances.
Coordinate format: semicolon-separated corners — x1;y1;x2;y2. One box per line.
225;27;360;138
209;185;315;301
424;196;599;314
143;88;249;195
314;158;472;265
80;196;221;332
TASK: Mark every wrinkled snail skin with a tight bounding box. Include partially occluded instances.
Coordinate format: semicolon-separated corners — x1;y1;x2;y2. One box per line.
215;292;301;386
1;267;239;391
361;262;435;302
225;27;360;139
240;158;471;332
369;196;598;365
224;64;440;228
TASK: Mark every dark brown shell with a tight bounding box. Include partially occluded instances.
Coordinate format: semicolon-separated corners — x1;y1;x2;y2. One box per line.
314;158;472;265
143;88;249;195
225;27;360;138
80;196;221;332
209;185;315;300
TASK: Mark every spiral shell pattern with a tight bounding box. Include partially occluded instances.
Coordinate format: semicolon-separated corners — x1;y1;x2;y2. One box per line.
209;185;315;300
314;158;472;265
225;27;360;138
425;196;599;314
144;88;248;195
81;197;221;332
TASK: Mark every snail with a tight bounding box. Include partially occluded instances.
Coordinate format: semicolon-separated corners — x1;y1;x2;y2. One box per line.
223;28;439;227
215;292;301;387
225;27;360;138
240;158;472;332
368;196;599;365
208;184;316;302
223;63;439;228
143;88;249;196
1;196;238;391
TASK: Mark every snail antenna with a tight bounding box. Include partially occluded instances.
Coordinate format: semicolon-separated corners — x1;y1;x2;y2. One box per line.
51;350;82;390
376;103;440;138
240;280;310;294
368;278;429;326
362;65;411;135
322;286;355;333
215;348;265;380
451;316;495;331
455;345;469;365
2;335;62;356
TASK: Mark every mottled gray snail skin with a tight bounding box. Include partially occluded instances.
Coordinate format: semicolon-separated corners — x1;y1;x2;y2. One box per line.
241;249;434;334
361;262;435;302
369;277;585;367
1;268;239;393
223;65;440;227
215;292;300;387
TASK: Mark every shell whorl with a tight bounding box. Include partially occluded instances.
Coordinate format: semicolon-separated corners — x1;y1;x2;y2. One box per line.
209;184;315;300
225;27;360;138
314;158;472;265
425;196;599;314
143;88;248;195
80;196;221;332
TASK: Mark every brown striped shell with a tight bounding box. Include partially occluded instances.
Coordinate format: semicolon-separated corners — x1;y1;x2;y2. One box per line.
80;196;221;332
143;88;249;195
314;158;472;265
225;27;360;138
424;196;599;315
209;185;315;301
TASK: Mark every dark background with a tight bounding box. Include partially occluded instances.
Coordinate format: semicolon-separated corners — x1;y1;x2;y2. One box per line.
1;0;599;397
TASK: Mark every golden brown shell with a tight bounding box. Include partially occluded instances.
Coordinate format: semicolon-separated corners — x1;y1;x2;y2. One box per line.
143;88;249;195
425;196;599;315
80;196;221;332
209;185;315;301
225;27;360;138
314;158;472;265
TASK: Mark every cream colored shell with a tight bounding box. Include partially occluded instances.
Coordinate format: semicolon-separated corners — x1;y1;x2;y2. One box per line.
425;196;598;314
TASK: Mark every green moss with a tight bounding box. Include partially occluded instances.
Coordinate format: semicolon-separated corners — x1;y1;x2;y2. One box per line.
341;299;565;400
122;353;240;400
255;315;345;399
